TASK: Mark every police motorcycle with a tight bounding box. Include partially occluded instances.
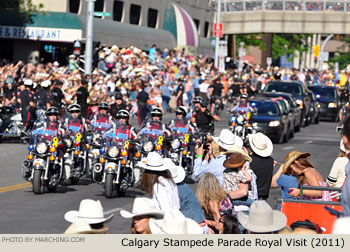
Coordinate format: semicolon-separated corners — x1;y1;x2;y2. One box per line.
167;107;195;175
93;129;135;198
62;104;90;184
0;106;23;142
21;107;64;194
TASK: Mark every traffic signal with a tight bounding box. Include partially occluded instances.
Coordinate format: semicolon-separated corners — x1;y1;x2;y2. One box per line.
314;45;320;57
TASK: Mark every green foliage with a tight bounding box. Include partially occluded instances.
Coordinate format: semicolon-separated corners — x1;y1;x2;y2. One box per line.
271;34;310;61
0;0;44;15
329;35;350;70
235;34;266;51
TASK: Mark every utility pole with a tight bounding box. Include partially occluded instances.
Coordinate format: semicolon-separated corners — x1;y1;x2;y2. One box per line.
85;0;95;76
214;0;221;68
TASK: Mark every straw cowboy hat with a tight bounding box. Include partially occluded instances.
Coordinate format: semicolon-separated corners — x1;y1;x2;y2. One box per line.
212;129;243;150
64;199;114;224
224;145;252;169
283;150;313;174
237;200;287;233
120;197;164;219
164;158;185;184
138;152;168;171
248;133;273;157
64;219;107;234
149;209;202;234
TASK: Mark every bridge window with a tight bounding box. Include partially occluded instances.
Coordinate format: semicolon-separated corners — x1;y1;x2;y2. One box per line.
204;21;210;38
69;0;80;14
148;8;158;28
326;2;344;12
266;1;283;11
305;1;323;11
193;18;200;34
113;0;123;21
285;1;303;11
226;1;243;12
94;0;104;19
246;1;263;11
130;4;141;25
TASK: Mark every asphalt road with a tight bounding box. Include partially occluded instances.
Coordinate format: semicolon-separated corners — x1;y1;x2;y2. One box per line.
0;110;341;234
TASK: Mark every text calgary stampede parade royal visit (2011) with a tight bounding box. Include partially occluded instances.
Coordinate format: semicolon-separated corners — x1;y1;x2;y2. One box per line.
121;237;345;249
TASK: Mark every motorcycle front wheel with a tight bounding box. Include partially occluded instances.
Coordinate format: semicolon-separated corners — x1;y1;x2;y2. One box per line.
105;173;115;198
33;170;43;194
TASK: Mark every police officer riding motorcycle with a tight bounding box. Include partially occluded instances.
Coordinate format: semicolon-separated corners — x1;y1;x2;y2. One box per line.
22;107;64;194
168;106;195;175
93;109;138;197
62;104;90;185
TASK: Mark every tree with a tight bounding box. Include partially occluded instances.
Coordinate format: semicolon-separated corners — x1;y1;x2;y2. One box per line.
329;35;350;70
271;34;310;61
235;34;266;51
0;0;44;15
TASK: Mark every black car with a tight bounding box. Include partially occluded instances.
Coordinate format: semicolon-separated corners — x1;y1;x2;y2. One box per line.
248;98;290;143
307;89;320;124
308;85;339;122
256;92;302;132
264;81;311;127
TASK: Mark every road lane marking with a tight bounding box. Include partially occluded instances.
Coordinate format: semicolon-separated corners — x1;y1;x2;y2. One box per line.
282;146;294;150
0;182;31;194
305;141;313;144
104;207;123;215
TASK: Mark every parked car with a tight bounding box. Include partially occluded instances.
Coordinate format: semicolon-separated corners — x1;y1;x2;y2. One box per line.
307;89;320;124
248;98;290;144
256;92;302;132
308;85;339;122
264;81;311;127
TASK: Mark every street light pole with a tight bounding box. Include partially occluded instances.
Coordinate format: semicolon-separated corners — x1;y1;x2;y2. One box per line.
214;0;221;69
85;0;95;76
318;34;334;71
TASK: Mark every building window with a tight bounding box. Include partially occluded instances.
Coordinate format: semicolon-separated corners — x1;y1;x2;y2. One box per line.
69;0;80;14
130;4;141;25
113;0;123;21
193;18;200;34
94;0;104;19
204;21;209;38
148;8;158;28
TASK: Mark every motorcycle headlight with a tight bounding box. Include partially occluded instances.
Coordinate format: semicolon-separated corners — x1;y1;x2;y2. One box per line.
268;121;280;127
64;139;72;148
237;115;244;124
235;126;243;133
108;146;119;158
252;122;258;128
328;103;337;108
36;142;48;154
171;139;181;149
143;141;154;152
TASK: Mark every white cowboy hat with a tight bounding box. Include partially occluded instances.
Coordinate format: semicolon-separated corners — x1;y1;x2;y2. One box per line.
138;152;167;171
53;61;60;66
40;80;51;88
24;79;33;86
212;129;243;150
64;219;107;234
64;199;114;224
248;132;273;157
164;158;186;184
120;197;164;219
332;217;350;234
149;209;202;234
237;200;287;233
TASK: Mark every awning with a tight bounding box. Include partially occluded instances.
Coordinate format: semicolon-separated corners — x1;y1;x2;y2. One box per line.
0;11;82;42
163;2;199;48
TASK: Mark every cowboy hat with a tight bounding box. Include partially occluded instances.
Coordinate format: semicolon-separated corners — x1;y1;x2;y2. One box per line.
212;129;243;150
138;152;167;171
64;199;114;224
64;219;108;234
40;80;51;88
332;217;350;234
223;145;252;168
237;200;287;233
248;133;273;157
24;79;33;86
120;197;164;219
149;209;202;234
283;150;312;174
164;158;185;184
